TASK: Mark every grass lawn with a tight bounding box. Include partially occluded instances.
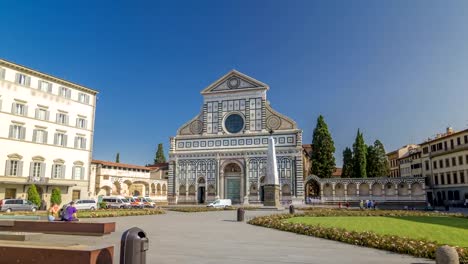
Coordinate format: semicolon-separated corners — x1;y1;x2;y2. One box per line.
287;216;468;247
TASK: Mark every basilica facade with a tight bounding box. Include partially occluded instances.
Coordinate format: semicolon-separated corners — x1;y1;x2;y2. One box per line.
168;71;303;205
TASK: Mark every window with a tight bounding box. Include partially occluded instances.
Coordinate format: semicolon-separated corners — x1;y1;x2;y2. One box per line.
59;87;71;98
224;113;244;134
447;173;451;184
72;190;81;200
52;164;65;179
444;141;448;150
35;108;49;120
38;80;52;93
0;67;5;80
5;160;23;176
465;135;468;144
206;101;219;134
450;140;454;149
459;156;463;165
248;98;262;131
461;172;465;184
54;132;68;147
76;118;87;129
445;159;450;167
56;113;69;125
12;102;27;116
439;160;443;169
441;173;445;185
452;157;456;167
15;73;31;86
29;161;45;180
73;166;85;180
4;188;16;199
425;161;429;170
32;129;48;144
78;93;90;104
433;161;437;169
457;137;461;145
8;124;26;140
454;172;458;184
454;191;460;200
434;174;439;185
74;136;87;149
423;147;428;154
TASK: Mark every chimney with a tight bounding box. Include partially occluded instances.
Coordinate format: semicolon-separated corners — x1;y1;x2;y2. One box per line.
446;127;454;134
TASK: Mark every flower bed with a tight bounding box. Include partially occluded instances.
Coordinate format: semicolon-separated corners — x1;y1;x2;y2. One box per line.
248;209;468;261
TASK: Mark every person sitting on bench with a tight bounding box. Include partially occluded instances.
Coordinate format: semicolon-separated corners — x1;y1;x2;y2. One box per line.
62;201;79;222
48;203;60;221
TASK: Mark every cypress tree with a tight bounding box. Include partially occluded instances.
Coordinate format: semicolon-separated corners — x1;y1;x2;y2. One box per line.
27;184;41;208
116;152;120;163
352;129;367;178
373;140;390;177
311;115;336;178
50;187;62;206
366;144;378;177
154;143;166;163
341;147;353;178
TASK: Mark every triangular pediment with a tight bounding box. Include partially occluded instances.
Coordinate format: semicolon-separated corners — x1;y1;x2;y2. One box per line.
201;70;269;95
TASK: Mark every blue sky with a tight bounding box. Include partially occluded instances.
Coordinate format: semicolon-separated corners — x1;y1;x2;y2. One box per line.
1;1;468;166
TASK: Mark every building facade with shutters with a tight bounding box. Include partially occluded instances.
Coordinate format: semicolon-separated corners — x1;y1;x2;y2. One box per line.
168;70;303;205
0;59;98;205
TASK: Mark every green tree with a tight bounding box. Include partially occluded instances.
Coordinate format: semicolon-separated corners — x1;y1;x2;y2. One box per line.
366;144;378;177
352;129;367;178
373;140;390;177
341;147;353;178
311;115;336;178
116;152;120;163
50;187;62;206
27;184;41;208
154;143;166;163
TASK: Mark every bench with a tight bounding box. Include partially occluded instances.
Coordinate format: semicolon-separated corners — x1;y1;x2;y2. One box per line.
0;220;115;236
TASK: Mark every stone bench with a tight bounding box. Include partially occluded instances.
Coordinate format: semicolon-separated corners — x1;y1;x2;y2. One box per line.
0;215;41;220
0;220;116;236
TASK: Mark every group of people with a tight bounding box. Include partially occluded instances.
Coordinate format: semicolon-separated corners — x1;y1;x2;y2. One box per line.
359;200;377;210
47;201;79;222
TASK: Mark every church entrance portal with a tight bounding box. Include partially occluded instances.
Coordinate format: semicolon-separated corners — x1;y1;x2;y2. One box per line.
224;163;242;204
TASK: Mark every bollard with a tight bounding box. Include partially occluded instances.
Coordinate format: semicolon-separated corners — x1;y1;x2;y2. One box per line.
237;208;245;222
289;205;295;214
436;245;459;264
120;227;149;264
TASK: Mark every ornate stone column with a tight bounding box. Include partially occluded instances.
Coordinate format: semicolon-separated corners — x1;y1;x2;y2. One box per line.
332;183;336;201
356;183;360;197
243;157;250;205
344;183;348;201
215;157;220;200
408;183;412;200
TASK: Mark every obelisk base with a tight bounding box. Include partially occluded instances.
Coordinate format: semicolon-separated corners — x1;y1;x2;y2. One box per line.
263;184;283;209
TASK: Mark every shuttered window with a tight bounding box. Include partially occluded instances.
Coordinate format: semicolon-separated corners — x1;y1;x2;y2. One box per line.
38;80;52;93
59;87;72;98
4;160;23;176
32;129;48;144
72;166;85;180
78;93;90;104
9;125;26;140
11;103;27;116
15;73;31;86
56;113;69;125
52;164;66;179
74;136;87;149
54;133;68;147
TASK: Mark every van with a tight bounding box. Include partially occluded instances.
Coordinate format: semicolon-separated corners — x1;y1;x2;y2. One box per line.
0;199;38;212
136;197;156;208
74;199;97;210
101;196;131;209
207;199;232;208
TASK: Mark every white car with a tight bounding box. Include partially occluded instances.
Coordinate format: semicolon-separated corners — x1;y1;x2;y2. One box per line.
207;199;232;208
74;199;97;210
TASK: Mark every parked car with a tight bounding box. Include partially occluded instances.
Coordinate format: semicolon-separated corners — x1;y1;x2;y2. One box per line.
126;197;144;209
74;199;97;210
0;199;38;212
207;199;232;208
101;196;132;209
136;197;156;208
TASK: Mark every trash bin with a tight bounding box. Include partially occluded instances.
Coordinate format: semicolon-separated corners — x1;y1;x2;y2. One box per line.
289;205;295;214
237;208;245;222
120;227;149;264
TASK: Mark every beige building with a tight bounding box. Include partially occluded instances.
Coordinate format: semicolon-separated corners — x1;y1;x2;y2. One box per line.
387;144;418;177
0;59;97;206
398;146;422;178
92;160;168;203
421;127;468;206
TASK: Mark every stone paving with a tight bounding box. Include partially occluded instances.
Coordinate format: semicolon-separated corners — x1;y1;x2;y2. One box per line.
43;210;434;264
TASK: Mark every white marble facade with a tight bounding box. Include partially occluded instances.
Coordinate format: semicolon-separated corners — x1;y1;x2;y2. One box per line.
168;70;303;205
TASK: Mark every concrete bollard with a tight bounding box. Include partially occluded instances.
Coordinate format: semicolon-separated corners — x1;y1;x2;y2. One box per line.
237;208;245;222
436;245;459;264
289;205;295;214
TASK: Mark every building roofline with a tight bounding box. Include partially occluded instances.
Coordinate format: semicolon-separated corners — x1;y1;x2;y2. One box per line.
92;160;150;171
0;58;99;95
419;128;468;145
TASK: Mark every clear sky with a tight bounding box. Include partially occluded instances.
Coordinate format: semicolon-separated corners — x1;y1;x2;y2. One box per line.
1;1;468;166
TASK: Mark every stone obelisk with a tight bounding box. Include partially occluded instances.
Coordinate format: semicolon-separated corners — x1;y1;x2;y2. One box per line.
263;130;282;209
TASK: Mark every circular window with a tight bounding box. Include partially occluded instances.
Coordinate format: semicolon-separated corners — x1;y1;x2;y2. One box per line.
224;113;244;134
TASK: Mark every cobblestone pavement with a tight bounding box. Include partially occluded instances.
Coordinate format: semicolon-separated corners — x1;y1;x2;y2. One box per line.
42;210;435;264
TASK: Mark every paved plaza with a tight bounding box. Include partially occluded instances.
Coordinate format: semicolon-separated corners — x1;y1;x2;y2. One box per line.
42;210;434;263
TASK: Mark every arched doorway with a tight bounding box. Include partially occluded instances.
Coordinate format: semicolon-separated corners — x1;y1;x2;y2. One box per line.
305;180;320;199
223;163;242;204
197;177;206;204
